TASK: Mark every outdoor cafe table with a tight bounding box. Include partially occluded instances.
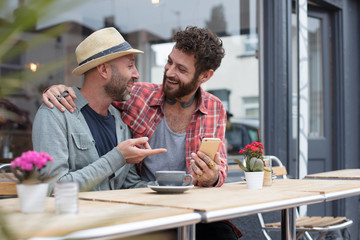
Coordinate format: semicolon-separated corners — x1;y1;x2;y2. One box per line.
0;197;200;240
78;179;360;240
305;169;360;180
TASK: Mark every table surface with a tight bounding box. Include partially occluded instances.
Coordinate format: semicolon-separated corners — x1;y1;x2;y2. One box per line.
305;169;360;179
0;197;197;239
2;178;360;239
78;179;360;213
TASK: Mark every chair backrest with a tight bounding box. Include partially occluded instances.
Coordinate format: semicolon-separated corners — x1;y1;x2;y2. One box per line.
265;155;288;179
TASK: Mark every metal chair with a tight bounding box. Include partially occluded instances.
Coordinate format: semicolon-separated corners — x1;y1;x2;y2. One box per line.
257;156;353;240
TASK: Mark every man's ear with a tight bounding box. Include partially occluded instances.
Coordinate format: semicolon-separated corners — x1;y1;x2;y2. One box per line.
200;69;214;84
97;63;110;79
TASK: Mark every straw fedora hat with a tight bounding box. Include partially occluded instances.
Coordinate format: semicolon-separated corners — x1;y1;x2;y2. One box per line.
72;27;143;75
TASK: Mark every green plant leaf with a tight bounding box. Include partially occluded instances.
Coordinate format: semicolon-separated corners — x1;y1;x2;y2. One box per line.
233;158;249;172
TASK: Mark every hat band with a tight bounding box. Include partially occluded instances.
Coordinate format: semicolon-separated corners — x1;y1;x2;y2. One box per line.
79;41;132;66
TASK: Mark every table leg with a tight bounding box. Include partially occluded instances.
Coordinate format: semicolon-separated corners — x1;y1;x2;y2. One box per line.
178;226;186;240
178;224;196;240
281;208;296;240
190;224;195;239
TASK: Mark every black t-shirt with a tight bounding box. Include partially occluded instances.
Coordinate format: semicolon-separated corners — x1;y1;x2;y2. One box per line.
81;105;116;157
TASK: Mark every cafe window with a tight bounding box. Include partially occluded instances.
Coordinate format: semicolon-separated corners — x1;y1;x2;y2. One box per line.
0;0;260;160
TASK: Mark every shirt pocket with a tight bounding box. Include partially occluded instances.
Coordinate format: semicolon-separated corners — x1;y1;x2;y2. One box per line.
71;133;93;151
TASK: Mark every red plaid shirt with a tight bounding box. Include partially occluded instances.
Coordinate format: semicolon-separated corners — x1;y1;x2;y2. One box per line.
112;82;228;187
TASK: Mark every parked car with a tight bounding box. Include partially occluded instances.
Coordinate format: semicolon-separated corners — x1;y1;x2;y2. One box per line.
226;119;259;162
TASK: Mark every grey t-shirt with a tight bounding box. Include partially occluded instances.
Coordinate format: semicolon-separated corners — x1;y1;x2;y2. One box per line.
141;116;186;181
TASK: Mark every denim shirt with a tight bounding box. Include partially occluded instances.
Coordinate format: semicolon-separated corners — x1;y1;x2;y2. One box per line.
32;87;145;193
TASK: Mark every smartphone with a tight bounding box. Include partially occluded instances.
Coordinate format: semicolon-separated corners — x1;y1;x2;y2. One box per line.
199;138;221;160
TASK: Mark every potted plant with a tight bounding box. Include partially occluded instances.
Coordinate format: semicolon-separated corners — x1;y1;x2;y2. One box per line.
10;150;53;213
234;142;270;189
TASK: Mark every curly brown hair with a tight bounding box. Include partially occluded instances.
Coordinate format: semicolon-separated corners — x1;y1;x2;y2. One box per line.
173;26;225;76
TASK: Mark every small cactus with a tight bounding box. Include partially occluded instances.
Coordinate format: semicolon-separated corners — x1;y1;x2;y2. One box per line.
234;157;270;172
249;157;264;171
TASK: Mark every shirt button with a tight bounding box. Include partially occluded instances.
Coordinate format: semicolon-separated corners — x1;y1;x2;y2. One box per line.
120;126;123;130
154;119;157;123
130;121;134;125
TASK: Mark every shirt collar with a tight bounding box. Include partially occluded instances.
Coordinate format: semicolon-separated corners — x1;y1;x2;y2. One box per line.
73;86;119;117
73;86;88;110
195;86;208;115
148;84;166;107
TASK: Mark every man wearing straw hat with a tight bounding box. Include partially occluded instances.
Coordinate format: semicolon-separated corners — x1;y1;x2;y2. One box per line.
32;27;167;193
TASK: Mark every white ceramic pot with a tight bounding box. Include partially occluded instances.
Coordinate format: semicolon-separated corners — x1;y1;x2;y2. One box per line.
16;183;49;213
245;171;264;190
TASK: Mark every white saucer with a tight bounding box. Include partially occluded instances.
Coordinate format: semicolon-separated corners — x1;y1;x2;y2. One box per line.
148;183;194;194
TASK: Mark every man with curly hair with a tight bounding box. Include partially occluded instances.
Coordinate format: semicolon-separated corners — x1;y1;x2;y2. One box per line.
43;26;242;239
114;26;228;188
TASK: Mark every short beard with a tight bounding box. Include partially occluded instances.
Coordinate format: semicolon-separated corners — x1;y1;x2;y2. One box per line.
162;72;201;99
104;64;131;101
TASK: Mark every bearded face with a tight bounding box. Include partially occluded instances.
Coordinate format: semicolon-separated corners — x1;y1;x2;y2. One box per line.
162;71;200;99
104;64;133;101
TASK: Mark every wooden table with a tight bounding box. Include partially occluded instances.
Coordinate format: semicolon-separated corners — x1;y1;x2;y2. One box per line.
0;197;200;239
78;179;360;240
0;173;17;196
2;179;359;240
79;180;323;212
78;179;360;211
305;169;360;180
